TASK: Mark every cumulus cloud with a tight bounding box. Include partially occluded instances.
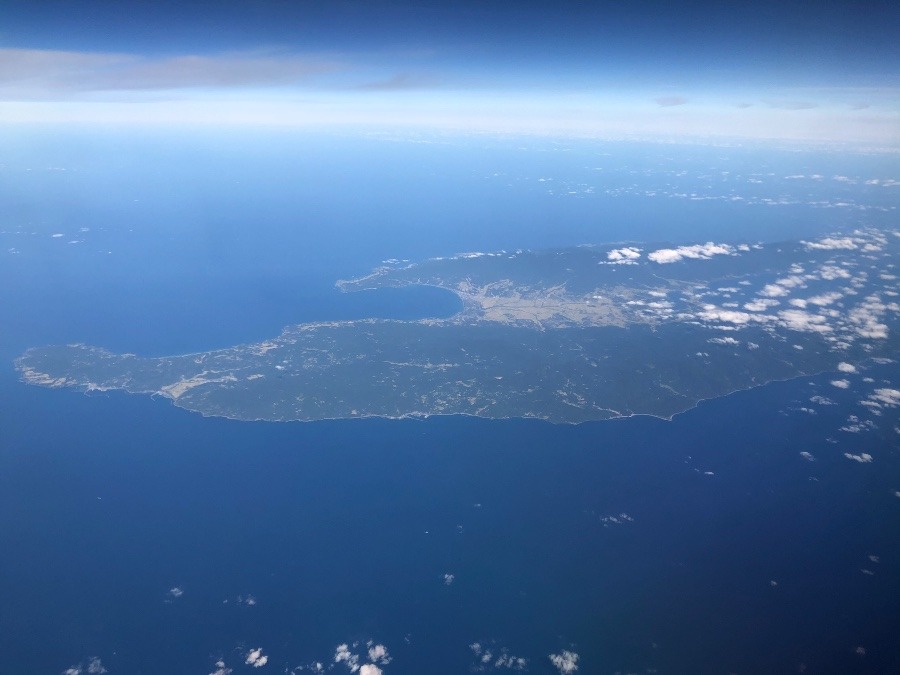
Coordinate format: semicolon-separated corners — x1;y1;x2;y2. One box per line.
62;658;106;675
847;295;891;339
698;306;758;325
776;275;806;289
470;642;528;671
494;654;528;670
745;298;780;311
366;643;391;665
837;362;857;373
443;573;455;585
800;451;815;461
549;650;579;673
86;659;106;675
804;237;858;251
760;283;790;298
330;641;390;674
334;644;359;672
605;246;641;263
818;265;852;281
245;648;268;668
868;388;900;407
209;660;233;675
831;379;851;389
778;309;832;333
648;242;733;264
807;292;843;306
844;452;873;463
167;586;184;599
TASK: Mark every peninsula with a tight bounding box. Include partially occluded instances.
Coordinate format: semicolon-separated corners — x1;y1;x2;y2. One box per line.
16;230;899;423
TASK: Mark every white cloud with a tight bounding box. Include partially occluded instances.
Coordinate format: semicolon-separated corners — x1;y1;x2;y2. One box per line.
744;298;780;311
367;644;391;665
62;659;106;675
775;275;806;288
807;292;844;306
606;246;641;263
245;648;269;668
327;640;392;674
443;573;455;585
804;237;859;251
698;307;758;325
549;650;579;673
167;586;184;598
708;337;739;345
837;362;857;373
470;643;528;671
800;451;815;461
778;309;832;333
844;452;874;463
869;388;900;407
831;379;851;389
847;295;891;339
495;654;527;670
209;661;233;675
648;242;733;264
818;265;852;281
760;283;789;298
335;644;360;672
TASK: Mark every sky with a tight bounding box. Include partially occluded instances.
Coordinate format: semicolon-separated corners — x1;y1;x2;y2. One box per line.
1;0;899;146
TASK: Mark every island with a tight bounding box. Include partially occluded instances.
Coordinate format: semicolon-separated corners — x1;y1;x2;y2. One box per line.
15;229;899;423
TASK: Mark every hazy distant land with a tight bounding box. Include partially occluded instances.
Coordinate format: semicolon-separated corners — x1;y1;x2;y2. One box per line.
16;230;899;423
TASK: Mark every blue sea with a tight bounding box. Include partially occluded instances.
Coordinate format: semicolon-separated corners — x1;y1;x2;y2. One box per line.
1;128;898;674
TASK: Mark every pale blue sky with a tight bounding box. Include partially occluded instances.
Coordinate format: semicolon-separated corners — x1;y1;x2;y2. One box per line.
1;0;898;146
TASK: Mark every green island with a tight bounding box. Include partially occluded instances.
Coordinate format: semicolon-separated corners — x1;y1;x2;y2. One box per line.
15;230;899;423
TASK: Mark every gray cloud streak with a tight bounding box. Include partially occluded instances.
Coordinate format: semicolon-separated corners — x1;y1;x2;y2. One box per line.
0;48;342;98
655;95;687;107
764;99;818;110
356;72;441;91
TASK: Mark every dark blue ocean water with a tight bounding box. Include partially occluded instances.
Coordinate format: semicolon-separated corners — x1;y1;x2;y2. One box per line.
1;130;898;674
2;357;898;674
